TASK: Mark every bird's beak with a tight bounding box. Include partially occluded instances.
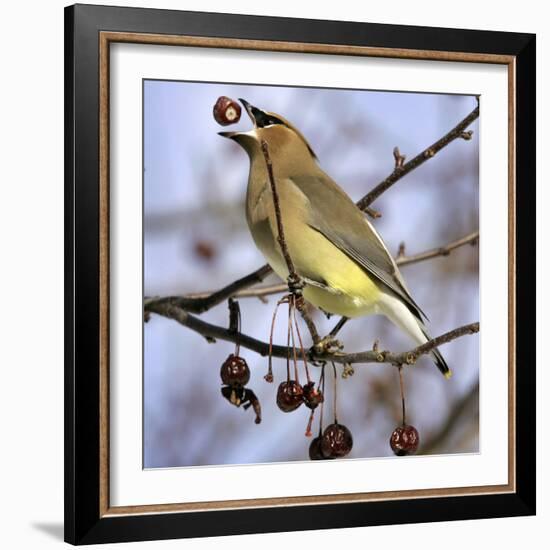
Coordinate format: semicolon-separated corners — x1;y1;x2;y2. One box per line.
218;98;263;140
239;98;259;127
218;131;239;139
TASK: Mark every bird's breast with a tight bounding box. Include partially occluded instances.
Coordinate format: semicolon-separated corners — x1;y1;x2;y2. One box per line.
245;180;381;317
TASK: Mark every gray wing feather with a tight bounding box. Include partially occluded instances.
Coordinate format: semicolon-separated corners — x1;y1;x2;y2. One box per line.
290;173;427;321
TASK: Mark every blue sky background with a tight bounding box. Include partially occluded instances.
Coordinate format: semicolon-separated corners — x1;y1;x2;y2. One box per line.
143;80;479;468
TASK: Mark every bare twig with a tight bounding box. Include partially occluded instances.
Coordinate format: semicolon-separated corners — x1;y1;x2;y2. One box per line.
260;139;321;344
396;231;479;267
396;242;406;260
356;104;479;210
364;205;382;219
260;140;298;285
393;146;406;169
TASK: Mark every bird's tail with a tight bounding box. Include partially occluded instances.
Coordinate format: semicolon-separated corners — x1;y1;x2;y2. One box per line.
420;326;452;378
379;293;452;378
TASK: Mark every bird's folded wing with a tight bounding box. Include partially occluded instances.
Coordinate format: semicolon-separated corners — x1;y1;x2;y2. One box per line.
289;173;427;321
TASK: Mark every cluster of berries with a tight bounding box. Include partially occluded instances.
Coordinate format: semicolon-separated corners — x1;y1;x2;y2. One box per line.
218;311;419;459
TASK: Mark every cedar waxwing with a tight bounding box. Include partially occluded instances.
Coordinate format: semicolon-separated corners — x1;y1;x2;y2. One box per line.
220;99;450;377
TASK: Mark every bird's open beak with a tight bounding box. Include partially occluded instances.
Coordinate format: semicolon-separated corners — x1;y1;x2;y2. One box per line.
218;131;239;139
218;98;263;139
239;98;260;127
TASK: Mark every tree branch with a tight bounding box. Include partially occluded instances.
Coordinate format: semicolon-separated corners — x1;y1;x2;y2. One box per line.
143;264;272;314
145;296;479;368
356;103;479;210
396;230;479;267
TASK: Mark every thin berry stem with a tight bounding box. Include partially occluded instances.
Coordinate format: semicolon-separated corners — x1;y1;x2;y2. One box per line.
286;305;292;382
236;302;241;356
291;296;311;383
288;299;299;382
398;366;406;426
332;362;338;424
318;366;326;436
266;298;285;383
228;298;241;356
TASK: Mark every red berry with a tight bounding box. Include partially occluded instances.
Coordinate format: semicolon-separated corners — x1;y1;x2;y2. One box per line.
213;96;241;126
276;380;304;412
309;436;333;460
390;424;420;456
302;381;324;410
220;354;250;387
321;423;353;458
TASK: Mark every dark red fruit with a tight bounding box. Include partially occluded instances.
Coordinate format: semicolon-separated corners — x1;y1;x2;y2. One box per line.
390;424;420;456
302;382;324;410
213;96;241;126
321;423;353;458
220;354;250;387
276;380;304;412
309;436;332;460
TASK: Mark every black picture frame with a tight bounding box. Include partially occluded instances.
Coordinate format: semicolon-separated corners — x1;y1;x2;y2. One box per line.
65;3;536;545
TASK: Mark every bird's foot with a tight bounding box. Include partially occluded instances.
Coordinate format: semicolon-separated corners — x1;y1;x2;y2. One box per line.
286;273;305;295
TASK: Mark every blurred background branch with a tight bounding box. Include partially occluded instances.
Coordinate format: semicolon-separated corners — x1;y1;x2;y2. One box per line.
421;381;479;454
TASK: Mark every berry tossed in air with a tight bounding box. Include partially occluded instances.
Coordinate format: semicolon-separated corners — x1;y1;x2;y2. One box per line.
309;436;333;460
220;354;250;387
321;423;353;458
213;96;242;126
276;380;304;412
302;381;324;410
390;424;420;456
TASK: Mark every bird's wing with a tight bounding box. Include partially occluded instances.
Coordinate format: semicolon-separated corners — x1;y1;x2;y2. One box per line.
290;172;427;321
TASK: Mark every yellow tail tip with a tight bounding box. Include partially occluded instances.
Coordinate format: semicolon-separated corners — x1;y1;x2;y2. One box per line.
444;369;453;380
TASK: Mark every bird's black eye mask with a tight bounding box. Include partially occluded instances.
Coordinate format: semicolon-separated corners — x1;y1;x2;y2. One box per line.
250;107;285;128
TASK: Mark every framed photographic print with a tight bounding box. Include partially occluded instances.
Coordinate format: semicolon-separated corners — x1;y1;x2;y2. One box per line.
64;3;536;545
